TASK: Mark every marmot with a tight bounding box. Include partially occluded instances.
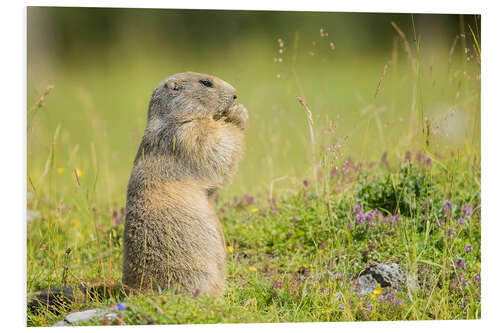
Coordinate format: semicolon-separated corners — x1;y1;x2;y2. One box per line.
28;72;247;313
122;72;248;296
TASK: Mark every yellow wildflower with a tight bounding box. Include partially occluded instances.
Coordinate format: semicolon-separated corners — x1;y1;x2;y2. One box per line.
227;246;234;253
251;208;259;213
370;283;383;299
75;169;84;177
249;266;257;272
57;168;65;174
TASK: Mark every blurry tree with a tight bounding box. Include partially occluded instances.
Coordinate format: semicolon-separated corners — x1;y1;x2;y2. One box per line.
28;7;479;66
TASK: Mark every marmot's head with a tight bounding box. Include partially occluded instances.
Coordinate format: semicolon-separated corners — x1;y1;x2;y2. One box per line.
147;72;238;122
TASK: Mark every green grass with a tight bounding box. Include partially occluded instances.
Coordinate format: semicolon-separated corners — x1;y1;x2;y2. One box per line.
27;18;481;325
27;156;481;325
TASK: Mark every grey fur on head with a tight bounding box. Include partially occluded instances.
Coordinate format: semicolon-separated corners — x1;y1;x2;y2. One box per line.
147;72;237;121
140;72;239;161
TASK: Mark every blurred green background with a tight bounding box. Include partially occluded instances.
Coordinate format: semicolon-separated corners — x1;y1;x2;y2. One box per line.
27;8;480;206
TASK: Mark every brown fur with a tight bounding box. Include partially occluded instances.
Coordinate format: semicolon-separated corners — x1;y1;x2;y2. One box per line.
122;72;247;296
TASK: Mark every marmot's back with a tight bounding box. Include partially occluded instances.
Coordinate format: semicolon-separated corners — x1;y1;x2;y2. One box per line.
122;72;248;296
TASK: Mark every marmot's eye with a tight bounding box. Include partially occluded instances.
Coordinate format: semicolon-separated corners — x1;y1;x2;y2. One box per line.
199;80;213;88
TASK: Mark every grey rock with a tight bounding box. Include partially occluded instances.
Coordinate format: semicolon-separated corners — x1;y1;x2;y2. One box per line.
52;308;111;326
355;263;405;295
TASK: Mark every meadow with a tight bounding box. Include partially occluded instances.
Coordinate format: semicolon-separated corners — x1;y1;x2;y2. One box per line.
27;12;481;325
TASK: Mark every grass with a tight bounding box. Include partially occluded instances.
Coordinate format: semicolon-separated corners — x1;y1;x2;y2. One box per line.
27;16;481;326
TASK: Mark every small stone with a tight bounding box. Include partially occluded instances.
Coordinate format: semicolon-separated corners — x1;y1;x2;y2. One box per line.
53;309;109;326
354;263;405;295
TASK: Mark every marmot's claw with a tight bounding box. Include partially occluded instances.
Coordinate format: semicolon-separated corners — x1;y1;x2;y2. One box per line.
226;104;248;130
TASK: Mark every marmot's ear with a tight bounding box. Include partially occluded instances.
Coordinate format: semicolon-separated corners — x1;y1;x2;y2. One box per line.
165;79;179;91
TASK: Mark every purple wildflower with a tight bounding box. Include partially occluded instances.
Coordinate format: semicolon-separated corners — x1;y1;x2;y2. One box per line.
112;209;125;226
115;215;124;225
458;296;470;309
381;291;403;306
462;203;473;220
354;209;378;226
353;204;363;215
455;258;467;270
442;200;453;217
356;212;366;224
363;303;373;313
273;280;283;289
474;274;481;285
116;302;127;311
366;211;376;226
381;290;392;300
242;194;254;206
458;274;469;287
385;213;400;227
270;198;278;213
303;180;309;187
457;217;464;225
338;303;345;310
465;245;472;252
192;289;201;297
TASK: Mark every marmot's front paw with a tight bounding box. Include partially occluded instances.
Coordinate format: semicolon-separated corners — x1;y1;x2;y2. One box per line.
225;104;248;130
